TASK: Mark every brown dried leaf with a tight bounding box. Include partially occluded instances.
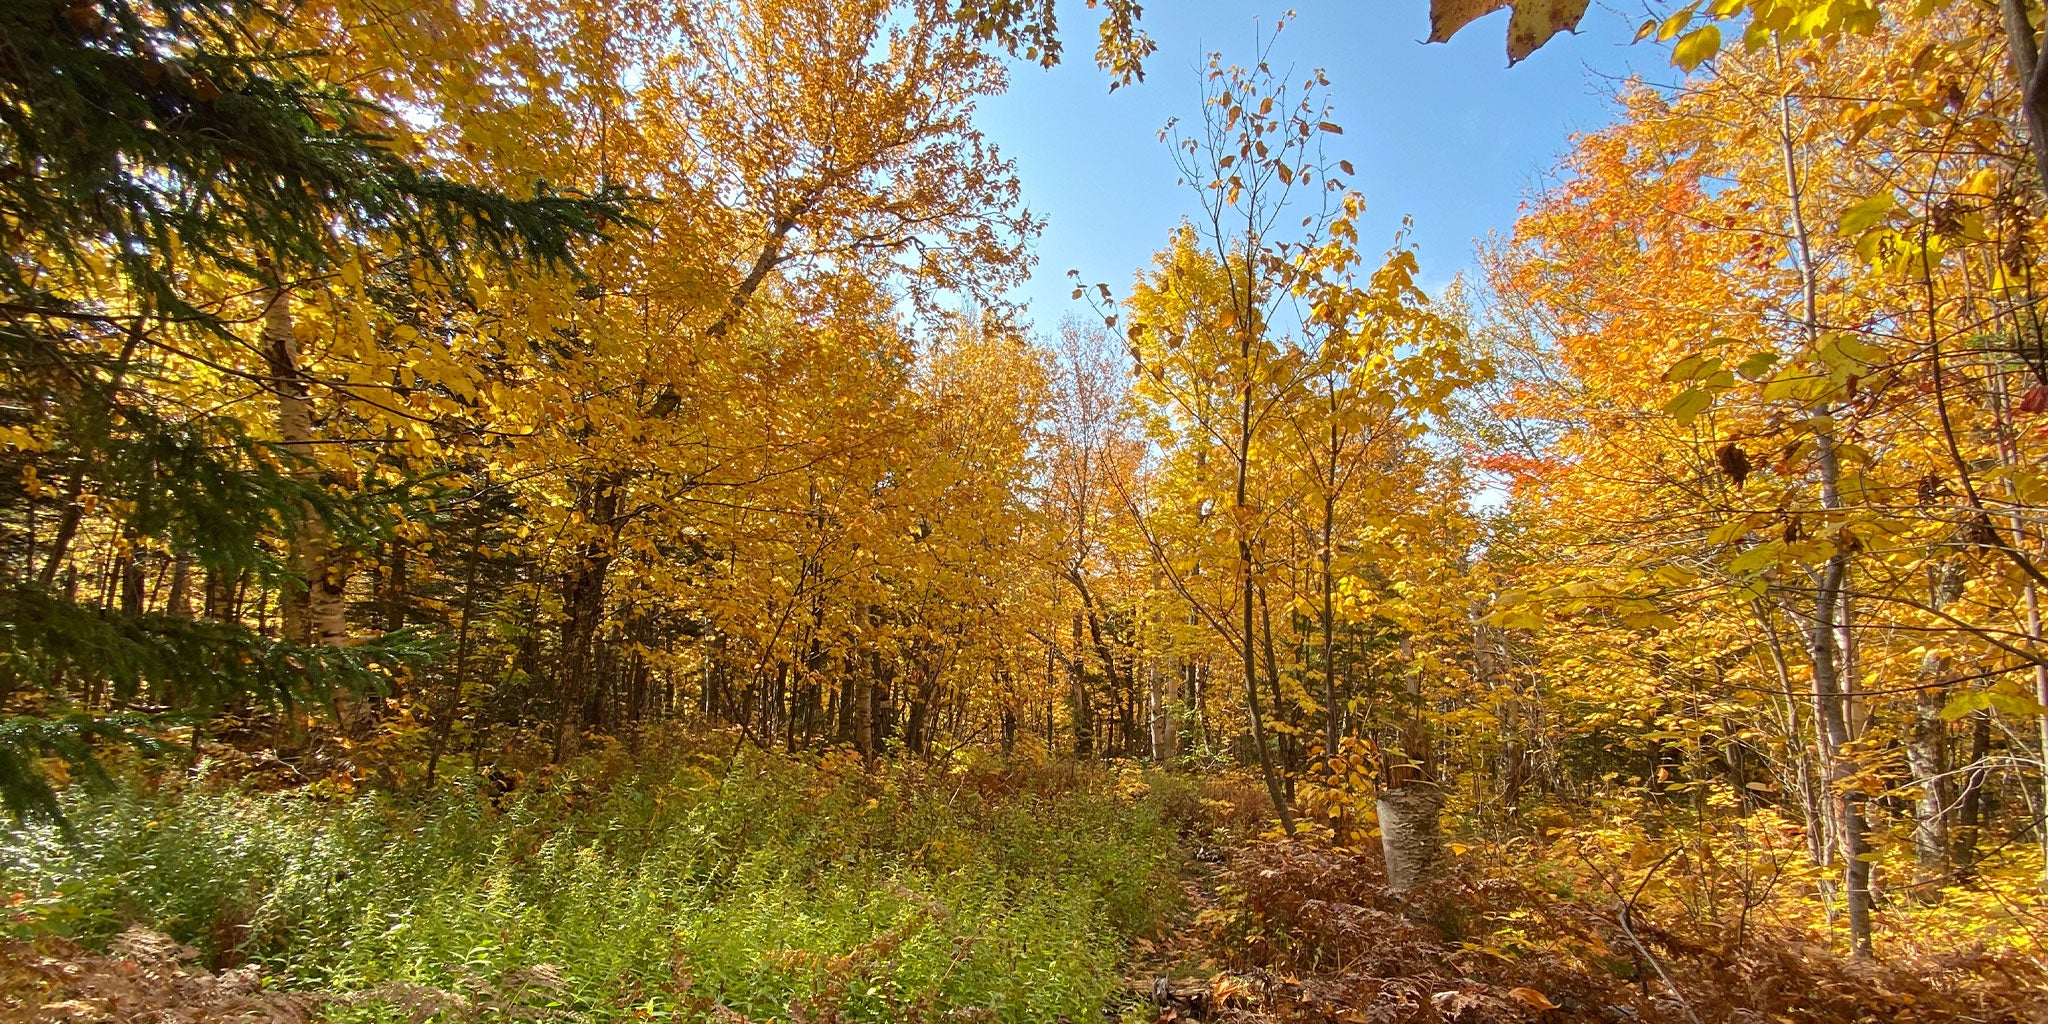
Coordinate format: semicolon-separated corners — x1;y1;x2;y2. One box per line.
1507;0;1590;62
1427;0;1590;63
1426;0;1510;44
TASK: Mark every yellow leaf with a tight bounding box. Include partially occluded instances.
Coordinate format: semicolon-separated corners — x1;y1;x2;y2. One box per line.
1672;24;1721;72
1837;193;1895;236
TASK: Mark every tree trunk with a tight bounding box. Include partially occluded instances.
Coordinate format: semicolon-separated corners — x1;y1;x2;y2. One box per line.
554;478;618;761
1999;0;2048;188
1908;563;1962;884
1073;581;1133;751
853;654;876;761
1259;585;1297;800
1378;784;1445;892
1321;491;1341;759
1147;656;1179;761
263;284;361;733
1807;498;1874;957
1236;419;1292;832
906;671;932;756
38;323;140;590
116;528;144;617
1954;711;1993;868
2024;578;2048;889
382;539;409;631
1906;678;1949;881
1774;62;1873;952
166;552;194;619
1069;612;1094;757
35;469;88;590
265;291;348;649
1241;563;1293;835
425;527;483;789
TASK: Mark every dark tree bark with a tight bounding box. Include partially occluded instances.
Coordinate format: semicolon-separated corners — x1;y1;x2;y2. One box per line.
554;477;620;762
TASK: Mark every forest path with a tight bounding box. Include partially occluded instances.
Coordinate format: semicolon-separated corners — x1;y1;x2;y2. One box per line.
1119;841;1233;1020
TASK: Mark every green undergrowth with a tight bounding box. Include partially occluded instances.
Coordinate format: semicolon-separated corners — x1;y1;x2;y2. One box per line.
0;734;1198;1023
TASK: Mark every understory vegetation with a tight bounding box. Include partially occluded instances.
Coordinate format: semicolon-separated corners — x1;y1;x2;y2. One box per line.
6;737;2047;1023
2;736;1190;1023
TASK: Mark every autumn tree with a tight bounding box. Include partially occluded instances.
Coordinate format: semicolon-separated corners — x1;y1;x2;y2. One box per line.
1078;23;1484;864
1479;2;2048;953
0;0;622;812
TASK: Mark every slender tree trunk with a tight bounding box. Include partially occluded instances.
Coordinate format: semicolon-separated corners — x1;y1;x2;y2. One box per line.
38;323;140;590
554;477;619;761
1774;55;1873;954
1999;0;2048;187
1954;712;1993;868
2025;580;2048;886
263;284;363;735
1908;668;1951;880
1321;490;1341;759
1258;585;1296;800
1235;354;1293;834
1069;611;1094;757
829;671;847;744
1502;709;1528;810
1043;644;1056;750
116;526;144;617
854;651;877;761
1147;655;1179;761
1981;321;2048;889
906;668;933;757
1908;562;1963;885
1240;565;1293;834
382;539;409;632
1811;434;1875;957
166;552;193;620
202;566;237;623
35;470;88;590
426;526;482;789
1072;575;1134;743
265;290;348;648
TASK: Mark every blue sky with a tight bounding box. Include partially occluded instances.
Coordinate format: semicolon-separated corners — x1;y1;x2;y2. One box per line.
977;1;1668;329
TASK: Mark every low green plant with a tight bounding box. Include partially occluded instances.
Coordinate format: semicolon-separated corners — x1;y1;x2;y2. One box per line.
1;735;1186;1024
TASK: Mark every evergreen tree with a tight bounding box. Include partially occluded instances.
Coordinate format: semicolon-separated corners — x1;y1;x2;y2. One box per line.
0;0;627;819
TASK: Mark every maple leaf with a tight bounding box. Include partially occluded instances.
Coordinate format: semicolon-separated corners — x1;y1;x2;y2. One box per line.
1427;0;1590;64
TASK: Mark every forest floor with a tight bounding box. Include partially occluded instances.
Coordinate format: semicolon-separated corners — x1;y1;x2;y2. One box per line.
1117;835;2048;1024
2;731;2046;1024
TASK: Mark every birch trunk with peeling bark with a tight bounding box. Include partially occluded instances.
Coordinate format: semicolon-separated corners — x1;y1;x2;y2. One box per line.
263;286;362;733
1378;784;1445;892
1147;656;1179;761
264;290;348;646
